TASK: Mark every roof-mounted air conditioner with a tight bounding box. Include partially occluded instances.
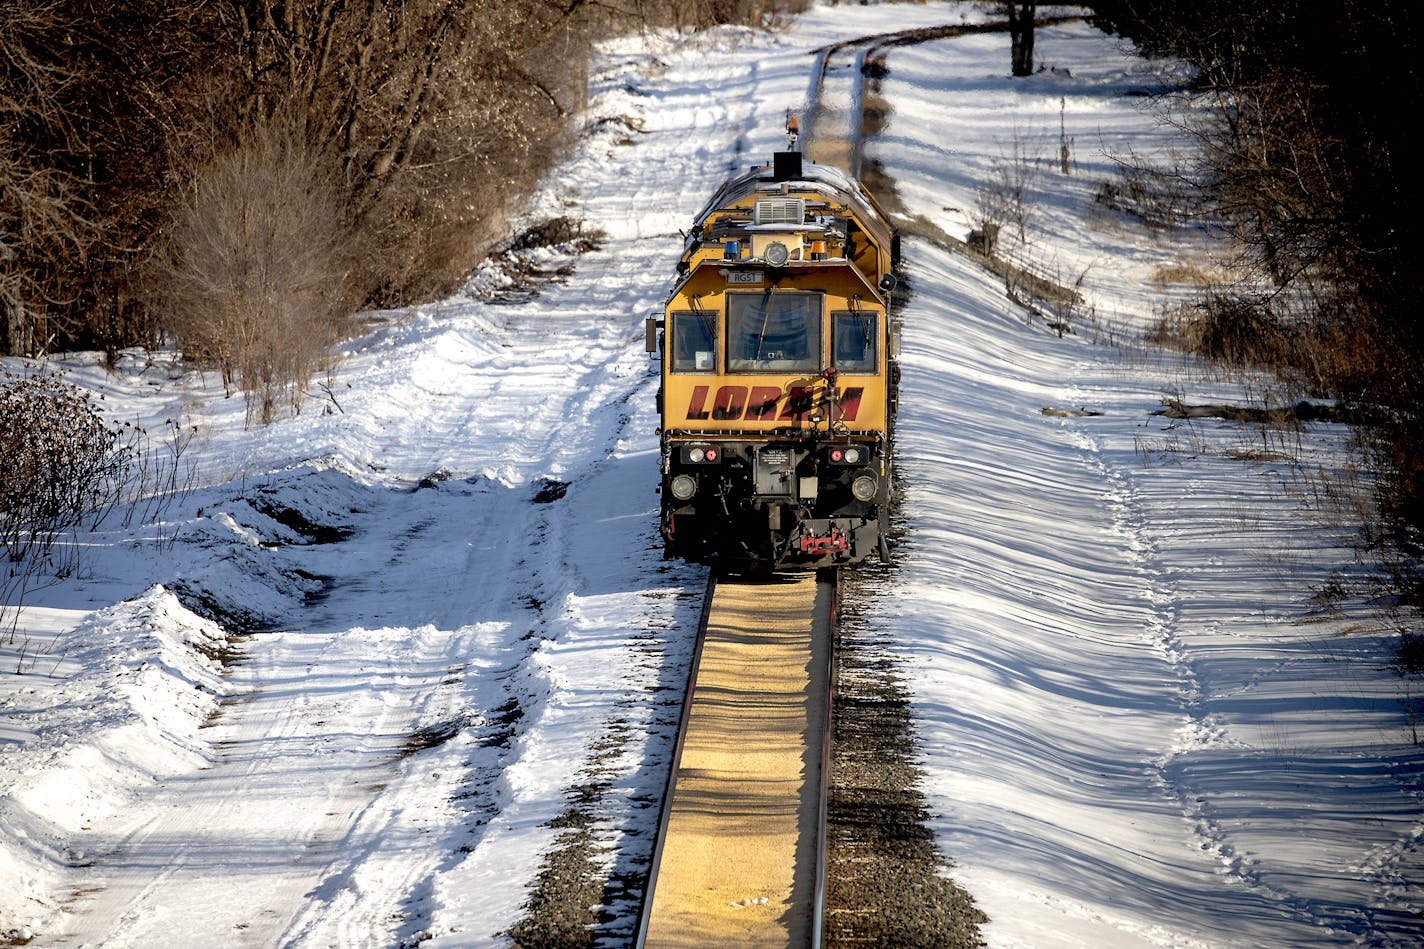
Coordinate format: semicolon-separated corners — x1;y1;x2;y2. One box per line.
754;197;805;226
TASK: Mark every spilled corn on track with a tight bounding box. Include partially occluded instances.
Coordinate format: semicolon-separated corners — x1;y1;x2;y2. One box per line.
636;572;836;948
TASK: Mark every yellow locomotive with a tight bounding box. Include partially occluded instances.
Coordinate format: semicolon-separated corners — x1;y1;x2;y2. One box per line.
648;138;900;570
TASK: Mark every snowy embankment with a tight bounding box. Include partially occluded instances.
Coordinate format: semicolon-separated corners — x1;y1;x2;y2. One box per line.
3;3;1422;947
875;22;1423;946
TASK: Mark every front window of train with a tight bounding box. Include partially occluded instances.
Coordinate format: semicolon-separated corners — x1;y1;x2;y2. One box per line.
832;310;877;372
726;291;822;372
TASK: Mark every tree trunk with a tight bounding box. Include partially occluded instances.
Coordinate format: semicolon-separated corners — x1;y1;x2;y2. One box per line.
1006;2;1035;77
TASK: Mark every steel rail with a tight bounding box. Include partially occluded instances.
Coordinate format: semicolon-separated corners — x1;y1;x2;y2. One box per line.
633;571;716;949
810;568;840;948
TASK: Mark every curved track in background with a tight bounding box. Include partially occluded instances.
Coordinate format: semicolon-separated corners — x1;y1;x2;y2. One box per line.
801;17;1083;179
801;14;1089;321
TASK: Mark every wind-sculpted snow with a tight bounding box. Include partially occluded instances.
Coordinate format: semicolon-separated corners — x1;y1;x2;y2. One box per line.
887;235;1422;945
2;4;1421;947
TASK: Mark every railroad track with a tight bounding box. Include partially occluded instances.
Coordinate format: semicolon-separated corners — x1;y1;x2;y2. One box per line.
636;571;838;948
801;15;1086;183
803;43;870;179
638;18;1096;947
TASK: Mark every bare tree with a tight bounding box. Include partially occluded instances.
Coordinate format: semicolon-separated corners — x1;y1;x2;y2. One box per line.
1;1;227;357
152;115;354;425
209;0;602;304
0;0;92;355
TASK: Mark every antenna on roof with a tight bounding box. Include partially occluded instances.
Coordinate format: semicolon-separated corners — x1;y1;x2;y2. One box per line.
773;108;805;181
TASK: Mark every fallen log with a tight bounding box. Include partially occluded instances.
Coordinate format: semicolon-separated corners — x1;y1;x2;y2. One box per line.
1154;398;1385;425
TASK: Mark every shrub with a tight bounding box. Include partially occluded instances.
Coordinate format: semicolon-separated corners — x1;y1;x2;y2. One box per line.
1;370;133;620
975;128;1043;247
150;118;355;425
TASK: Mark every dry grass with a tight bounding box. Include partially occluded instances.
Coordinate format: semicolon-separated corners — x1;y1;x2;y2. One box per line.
1149;260;1225;287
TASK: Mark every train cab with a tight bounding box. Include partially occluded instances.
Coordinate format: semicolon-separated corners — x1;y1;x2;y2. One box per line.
649;146;900;570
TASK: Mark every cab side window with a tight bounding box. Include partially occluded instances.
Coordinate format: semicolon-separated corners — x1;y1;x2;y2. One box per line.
832;310;877;372
671;311;716;372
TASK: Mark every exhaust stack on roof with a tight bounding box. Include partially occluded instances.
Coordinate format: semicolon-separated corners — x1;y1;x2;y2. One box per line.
772;151;803;182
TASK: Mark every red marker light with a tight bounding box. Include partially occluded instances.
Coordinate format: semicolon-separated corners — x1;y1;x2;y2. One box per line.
830;448;844;463
704;447;719;462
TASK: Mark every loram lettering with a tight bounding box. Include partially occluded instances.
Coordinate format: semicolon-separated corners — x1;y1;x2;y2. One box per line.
682;385;863;422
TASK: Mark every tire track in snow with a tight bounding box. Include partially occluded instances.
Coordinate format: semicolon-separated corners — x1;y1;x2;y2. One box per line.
48;619;451;947
455;42;769;944
229;461;591;946
43;460;578;948
286;38;760;944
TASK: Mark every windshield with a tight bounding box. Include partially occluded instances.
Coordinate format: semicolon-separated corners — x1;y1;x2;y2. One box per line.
726;292;822;372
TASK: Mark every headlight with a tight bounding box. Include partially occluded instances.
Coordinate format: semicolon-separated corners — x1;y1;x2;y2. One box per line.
850;472;878;502
764;241;790;266
670;474;698;500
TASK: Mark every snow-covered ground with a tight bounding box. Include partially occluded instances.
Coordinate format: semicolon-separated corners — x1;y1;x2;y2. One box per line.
3;3;1421;946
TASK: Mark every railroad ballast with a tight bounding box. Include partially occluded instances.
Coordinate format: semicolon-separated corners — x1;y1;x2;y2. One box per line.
649;127;901;570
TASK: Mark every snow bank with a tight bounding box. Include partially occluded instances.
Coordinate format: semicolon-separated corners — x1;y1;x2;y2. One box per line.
0;587;231;938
